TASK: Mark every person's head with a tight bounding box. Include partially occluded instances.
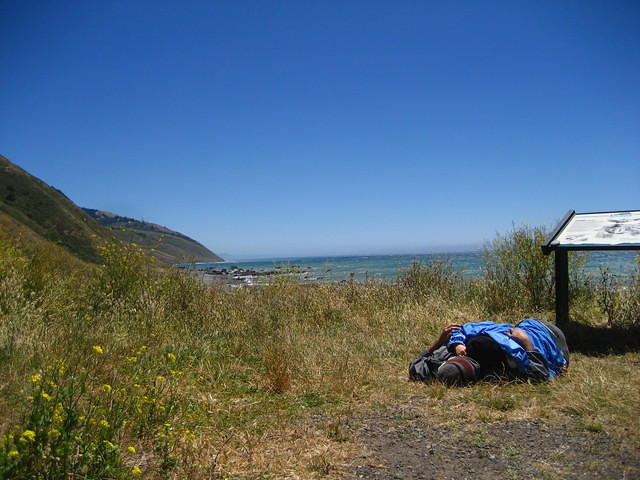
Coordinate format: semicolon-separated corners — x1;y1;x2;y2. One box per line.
436;356;480;385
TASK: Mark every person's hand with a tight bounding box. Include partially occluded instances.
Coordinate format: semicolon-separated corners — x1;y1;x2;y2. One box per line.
454;344;467;356
428;324;462;352
436;324;461;345
505;328;534;351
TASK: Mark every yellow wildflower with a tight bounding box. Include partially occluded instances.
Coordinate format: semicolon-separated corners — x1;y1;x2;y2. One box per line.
127;446;136;454
99;420;110;428
26;396;34;401
155;376;165;383
92;345;104;355
103;440;116;451
30;375;42;383
41;392;53;401
166;353;176;362
7;449;19;457
21;430;36;442
103;384;112;393
131;466;142;476
138;346;148;352
126;356;137;363
48;429;60;440
53;403;64;423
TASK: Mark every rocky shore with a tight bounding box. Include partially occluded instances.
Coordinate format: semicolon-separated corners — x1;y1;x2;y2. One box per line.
178;264;324;287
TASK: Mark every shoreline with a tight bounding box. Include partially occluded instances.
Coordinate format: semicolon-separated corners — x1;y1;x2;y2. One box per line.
185;265;335;287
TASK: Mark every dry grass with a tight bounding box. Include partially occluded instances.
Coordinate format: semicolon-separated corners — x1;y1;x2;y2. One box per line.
0;239;638;478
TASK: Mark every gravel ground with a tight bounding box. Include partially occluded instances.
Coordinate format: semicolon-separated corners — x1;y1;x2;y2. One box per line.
346;400;639;480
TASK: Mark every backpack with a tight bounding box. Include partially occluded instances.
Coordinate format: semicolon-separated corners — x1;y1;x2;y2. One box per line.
408;346;453;382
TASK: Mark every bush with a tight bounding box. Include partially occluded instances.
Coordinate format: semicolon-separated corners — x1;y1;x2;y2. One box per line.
597;266;640;327
481;225;553;313
0;361;126;479
397;259;462;300
480;224;587;315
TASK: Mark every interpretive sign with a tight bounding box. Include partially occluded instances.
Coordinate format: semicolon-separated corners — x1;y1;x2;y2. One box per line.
542;209;640;324
551;210;640;247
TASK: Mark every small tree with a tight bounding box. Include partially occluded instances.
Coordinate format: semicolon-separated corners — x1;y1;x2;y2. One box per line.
481;224;587;315
481;224;553;313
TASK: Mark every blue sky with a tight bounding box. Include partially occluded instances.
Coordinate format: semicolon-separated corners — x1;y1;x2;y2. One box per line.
2;1;639;258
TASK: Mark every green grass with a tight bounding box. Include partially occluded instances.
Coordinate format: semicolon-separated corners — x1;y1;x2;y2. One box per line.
0;155;222;264
0;231;638;478
83;208;223;263
0;155;106;263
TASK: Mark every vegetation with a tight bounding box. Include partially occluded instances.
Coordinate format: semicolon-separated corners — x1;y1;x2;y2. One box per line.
83;209;222;264
0;155;106;263
0;225;638;478
0;155;222;264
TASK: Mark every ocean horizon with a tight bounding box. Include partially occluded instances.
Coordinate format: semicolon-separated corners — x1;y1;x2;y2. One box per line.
181;250;639;283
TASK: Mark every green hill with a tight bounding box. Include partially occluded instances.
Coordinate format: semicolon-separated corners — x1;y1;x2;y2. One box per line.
0;155;222;264
0;155;106;262
83;208;222;263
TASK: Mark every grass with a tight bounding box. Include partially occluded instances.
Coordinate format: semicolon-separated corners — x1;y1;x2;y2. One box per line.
0;155;106;263
83;208;222;264
0;230;638;478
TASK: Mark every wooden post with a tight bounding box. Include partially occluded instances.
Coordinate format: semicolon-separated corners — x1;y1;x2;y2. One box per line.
554;248;569;325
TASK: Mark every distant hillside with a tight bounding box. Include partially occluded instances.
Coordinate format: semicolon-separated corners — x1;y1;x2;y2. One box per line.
0;154;222;264
0;155;106;262
83;208;222;263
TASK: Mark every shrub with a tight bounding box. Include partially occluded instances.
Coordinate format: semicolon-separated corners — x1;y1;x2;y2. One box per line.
93;239;149;305
397;259;462;300
0;361;126;479
481;224;553;313
597;266;640;327
480;224;588;315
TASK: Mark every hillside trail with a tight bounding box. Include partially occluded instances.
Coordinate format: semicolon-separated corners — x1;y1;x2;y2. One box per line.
344;396;640;480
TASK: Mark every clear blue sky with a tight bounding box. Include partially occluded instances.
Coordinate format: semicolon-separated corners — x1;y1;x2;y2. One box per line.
2;1;639;258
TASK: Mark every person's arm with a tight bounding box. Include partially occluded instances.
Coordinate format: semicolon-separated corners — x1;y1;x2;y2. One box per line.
428;324;461;352
505;328;534;351
409;325;459;382
447;326;467;355
506;328;550;381
448;321;505;356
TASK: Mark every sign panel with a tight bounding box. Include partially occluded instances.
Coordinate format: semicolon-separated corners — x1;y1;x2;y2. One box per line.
552;210;640;246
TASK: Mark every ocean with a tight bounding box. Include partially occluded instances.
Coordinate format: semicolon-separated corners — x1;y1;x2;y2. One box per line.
186;250;639;283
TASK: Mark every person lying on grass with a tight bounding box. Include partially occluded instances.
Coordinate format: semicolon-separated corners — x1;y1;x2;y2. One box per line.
409;318;569;385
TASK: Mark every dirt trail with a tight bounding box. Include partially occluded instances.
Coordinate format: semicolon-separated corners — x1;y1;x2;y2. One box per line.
346;399;640;480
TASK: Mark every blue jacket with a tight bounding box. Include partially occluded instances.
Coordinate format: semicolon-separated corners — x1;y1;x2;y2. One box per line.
447;318;567;378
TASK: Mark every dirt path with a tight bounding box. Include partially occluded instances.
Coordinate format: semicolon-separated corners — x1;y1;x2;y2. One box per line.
346;399;640;480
